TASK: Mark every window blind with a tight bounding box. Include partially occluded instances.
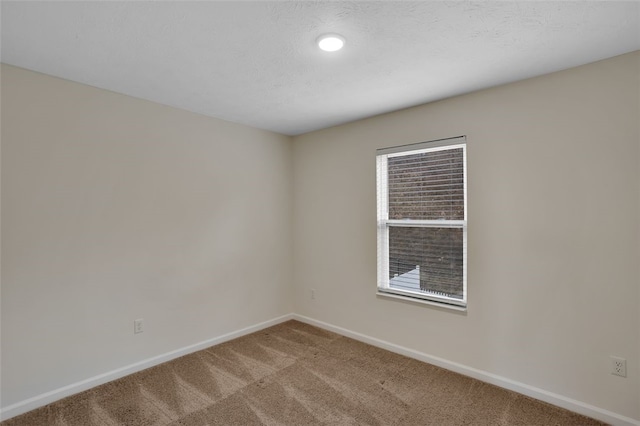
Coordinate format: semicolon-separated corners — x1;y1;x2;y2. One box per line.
388;148;465;221
377;136;467;308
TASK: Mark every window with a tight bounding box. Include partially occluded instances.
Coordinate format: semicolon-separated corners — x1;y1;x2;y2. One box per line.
376;136;467;309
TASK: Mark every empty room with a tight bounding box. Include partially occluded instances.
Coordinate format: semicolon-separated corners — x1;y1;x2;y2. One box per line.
1;1;639;425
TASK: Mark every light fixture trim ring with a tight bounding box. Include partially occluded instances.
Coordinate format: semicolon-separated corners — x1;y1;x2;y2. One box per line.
317;33;346;52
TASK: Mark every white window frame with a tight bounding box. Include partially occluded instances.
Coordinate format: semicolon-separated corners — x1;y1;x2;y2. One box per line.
376;136;467;309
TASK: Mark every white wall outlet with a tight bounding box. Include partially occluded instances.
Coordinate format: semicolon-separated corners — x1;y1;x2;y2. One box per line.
311;289;316;300
611;356;626;377
134;318;144;334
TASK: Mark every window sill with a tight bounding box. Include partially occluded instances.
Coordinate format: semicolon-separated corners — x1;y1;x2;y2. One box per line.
376;291;467;313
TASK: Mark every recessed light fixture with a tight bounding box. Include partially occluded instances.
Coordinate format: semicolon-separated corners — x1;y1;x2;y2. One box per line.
317;34;345;52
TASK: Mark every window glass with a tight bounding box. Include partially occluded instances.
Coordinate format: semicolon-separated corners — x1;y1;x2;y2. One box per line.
377;137;467;308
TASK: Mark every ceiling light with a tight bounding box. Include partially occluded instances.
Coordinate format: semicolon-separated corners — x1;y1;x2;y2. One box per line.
317;34;345;52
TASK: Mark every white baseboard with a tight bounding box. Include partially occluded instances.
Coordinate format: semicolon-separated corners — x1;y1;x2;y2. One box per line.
0;313;294;422
292;314;640;426
3;312;638;425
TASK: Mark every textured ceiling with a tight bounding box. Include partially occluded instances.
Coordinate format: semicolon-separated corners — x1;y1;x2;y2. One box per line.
2;1;639;135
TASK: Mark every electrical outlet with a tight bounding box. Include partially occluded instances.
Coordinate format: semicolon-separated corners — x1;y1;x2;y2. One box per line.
134;318;144;334
611;356;626;377
311;289;316;300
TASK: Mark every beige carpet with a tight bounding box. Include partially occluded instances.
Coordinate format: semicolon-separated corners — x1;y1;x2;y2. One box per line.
2;320;605;426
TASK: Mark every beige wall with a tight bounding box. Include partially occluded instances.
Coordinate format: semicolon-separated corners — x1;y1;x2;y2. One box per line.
0;64;293;407
293;51;640;419
2;52;639;421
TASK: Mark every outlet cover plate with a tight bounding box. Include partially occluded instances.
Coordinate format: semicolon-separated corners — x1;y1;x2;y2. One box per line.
134;318;144;334
611;356;626;377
